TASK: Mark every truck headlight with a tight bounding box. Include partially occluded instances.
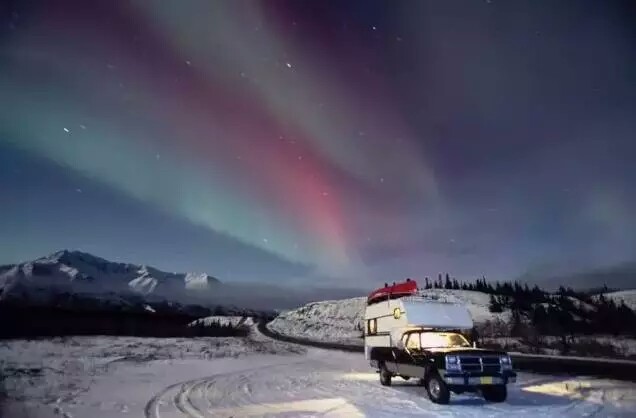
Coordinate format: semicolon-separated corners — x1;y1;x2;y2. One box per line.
500;355;512;370
445;355;460;371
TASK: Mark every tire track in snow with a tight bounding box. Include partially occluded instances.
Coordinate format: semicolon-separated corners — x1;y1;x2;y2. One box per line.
144;361;304;418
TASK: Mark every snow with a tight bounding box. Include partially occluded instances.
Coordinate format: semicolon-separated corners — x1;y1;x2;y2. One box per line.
269;289;509;346
269;297;366;345
601;290;636;310
0;323;305;417
188;315;255;328
2;323;635;417
183;272;213;290
566;296;596;312
0;250;220;303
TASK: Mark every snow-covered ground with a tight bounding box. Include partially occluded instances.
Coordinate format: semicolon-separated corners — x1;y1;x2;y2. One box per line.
188;315;255;328
2;322;636;417
602;290;636;310
269;289;508;346
0;326;304;417
147;349;636;418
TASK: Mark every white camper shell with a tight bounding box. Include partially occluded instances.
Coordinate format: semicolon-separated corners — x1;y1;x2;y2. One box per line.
364;296;474;360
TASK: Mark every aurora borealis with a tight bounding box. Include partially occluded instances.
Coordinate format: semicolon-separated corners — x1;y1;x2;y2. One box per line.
1;1;635;287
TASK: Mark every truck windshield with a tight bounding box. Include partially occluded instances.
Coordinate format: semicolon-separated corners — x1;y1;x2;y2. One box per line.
405;332;470;350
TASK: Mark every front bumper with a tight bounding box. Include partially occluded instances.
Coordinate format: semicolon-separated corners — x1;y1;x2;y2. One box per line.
442;370;517;386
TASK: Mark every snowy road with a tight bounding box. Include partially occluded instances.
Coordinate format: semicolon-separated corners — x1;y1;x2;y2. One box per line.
146;341;636;418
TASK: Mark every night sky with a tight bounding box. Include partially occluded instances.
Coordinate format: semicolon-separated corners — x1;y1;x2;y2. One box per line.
1;1;635;288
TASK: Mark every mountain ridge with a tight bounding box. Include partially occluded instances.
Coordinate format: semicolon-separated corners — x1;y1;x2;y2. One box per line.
0;249;220;303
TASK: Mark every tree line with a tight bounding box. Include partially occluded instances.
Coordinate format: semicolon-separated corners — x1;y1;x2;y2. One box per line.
421;274;636;337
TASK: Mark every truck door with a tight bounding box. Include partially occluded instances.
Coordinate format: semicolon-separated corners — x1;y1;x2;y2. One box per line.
396;333;425;379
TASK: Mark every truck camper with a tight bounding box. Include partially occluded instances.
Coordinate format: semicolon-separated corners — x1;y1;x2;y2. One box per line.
364;279;517;404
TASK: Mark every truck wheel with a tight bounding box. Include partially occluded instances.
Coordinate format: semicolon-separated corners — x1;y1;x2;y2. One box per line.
425;373;450;404
482;385;507;402
379;363;392;386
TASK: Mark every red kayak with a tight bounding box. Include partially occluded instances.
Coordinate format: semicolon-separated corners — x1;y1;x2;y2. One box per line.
367;279;418;305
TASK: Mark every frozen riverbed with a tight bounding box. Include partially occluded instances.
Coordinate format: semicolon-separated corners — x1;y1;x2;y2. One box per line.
2;325;636;417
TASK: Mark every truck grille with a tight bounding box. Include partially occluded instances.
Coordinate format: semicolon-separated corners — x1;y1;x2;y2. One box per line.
458;356;501;373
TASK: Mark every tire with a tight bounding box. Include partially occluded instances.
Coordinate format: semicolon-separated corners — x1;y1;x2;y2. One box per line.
482;385;507;402
379;363;392;386
425;373;450;404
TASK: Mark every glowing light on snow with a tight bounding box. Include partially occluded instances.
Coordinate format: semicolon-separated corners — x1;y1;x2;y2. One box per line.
341;372;379;381
521;379;613;404
209;397;364;417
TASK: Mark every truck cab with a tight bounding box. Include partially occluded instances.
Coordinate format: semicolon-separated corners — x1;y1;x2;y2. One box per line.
364;280;517;404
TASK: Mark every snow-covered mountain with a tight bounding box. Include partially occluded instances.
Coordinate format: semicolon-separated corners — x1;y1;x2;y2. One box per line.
268;289;509;346
0;250;220;303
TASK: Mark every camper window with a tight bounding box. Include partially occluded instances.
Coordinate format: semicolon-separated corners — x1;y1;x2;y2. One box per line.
367;319;377;335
